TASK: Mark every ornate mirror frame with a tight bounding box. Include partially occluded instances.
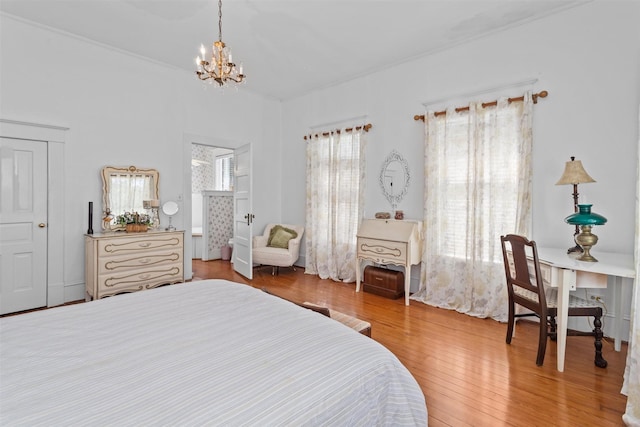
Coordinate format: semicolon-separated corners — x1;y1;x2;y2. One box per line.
379;150;410;210
101;165;159;230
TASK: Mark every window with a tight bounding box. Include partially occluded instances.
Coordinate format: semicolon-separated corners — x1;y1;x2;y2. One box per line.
216;154;234;191
305;128;368;282
412;95;533;320
437;110;521;263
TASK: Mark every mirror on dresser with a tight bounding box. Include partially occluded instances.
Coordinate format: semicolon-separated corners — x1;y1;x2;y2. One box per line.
101;165;159;231
379;150;410;210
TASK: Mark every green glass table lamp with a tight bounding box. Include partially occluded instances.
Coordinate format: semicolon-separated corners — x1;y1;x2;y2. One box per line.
564;204;607;262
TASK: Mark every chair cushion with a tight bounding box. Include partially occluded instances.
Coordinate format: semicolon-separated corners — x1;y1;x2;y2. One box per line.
513;286;599;309
253;246;294;266
267;225;298;249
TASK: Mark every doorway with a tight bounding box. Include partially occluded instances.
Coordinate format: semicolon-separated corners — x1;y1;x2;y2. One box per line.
0;119;67;311
191;144;234;261
182;133;253;281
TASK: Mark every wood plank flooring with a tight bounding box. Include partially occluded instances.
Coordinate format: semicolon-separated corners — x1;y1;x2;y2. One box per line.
194;260;628;427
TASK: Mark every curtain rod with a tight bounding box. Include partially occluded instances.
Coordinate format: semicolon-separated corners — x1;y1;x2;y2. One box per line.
309;115;369;131
304;123;372;140
413;90;548;122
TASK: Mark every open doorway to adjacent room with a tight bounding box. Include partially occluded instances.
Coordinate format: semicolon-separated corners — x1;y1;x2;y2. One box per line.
191;143;234;262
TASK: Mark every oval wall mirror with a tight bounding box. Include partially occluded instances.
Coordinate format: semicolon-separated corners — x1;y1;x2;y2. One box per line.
162;201;179;231
379;150;410;210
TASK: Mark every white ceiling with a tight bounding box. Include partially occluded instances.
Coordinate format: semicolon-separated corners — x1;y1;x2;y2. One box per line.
1;0;587;100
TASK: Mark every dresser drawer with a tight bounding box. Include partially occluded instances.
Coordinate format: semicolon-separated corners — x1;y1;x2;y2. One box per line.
97;264;183;298
357;237;407;264
99;249;183;274
99;234;183;257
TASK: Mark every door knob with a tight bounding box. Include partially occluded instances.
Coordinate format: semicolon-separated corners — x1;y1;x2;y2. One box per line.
38;223;46;228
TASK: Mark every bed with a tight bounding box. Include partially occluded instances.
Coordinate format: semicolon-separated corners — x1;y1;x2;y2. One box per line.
1;279;427;426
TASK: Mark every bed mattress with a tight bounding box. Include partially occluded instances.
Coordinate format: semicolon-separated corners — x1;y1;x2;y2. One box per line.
1;279;427;426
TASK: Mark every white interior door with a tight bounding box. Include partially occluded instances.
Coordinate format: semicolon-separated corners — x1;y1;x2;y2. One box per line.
0;137;48;314
233;144;253;279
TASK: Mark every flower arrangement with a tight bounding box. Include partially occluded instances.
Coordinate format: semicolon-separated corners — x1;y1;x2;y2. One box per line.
115;211;151;232
115;211;152;225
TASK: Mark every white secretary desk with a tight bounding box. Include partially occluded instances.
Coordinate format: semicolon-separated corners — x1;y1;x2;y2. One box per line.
355;219;423;306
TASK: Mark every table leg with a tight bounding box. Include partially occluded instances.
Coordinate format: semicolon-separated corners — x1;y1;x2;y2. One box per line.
556;269;574;372
404;265;410;306
612;276;626;352
355;258;362;292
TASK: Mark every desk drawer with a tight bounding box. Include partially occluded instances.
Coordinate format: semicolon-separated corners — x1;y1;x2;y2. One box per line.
536;261;606;289
357;237;407;264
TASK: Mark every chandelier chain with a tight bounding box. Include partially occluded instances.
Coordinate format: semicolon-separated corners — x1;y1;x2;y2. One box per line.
218;0;222;42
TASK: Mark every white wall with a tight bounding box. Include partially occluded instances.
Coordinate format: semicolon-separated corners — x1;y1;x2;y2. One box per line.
282;0;639;251
281;1;639;334
0;14;282;299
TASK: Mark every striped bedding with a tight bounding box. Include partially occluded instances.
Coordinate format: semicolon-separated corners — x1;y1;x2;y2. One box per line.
1;279;427;426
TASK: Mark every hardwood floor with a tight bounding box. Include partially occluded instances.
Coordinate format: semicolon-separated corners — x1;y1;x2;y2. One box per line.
194;260;628;427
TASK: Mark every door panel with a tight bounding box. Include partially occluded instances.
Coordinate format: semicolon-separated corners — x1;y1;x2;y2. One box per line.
0;137;48;314
233;144;253;280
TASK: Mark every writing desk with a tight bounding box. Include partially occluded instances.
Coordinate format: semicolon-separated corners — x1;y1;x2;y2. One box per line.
535;247;635;372
355;219;422;306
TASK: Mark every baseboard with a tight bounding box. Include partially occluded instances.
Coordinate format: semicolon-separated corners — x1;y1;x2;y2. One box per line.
63;282;86;303
47;281;65;307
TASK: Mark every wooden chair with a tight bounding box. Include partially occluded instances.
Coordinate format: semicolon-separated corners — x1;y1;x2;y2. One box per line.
500;234;607;368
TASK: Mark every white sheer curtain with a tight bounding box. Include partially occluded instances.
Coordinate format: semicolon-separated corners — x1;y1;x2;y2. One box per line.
109;174;154;215
411;93;533;321
622;110;640;426
305;128;367;282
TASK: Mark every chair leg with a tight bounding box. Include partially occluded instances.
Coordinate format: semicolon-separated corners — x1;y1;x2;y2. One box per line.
506;301;515;344
593;314;608;368
536;317;548;366
549;316;557;341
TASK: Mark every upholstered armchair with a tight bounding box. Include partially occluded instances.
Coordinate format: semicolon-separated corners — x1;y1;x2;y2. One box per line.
252;223;304;275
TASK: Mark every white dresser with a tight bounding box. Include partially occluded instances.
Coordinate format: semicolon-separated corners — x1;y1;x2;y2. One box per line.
85;230;184;300
355;219;423;305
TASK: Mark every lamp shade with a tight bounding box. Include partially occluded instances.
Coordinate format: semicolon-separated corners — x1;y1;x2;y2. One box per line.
555;158;596;185
564;204;607;226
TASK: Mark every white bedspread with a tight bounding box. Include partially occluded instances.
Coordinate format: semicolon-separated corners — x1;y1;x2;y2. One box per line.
1;279;427;426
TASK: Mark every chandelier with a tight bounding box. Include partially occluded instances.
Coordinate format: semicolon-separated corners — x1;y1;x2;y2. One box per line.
195;0;245;86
